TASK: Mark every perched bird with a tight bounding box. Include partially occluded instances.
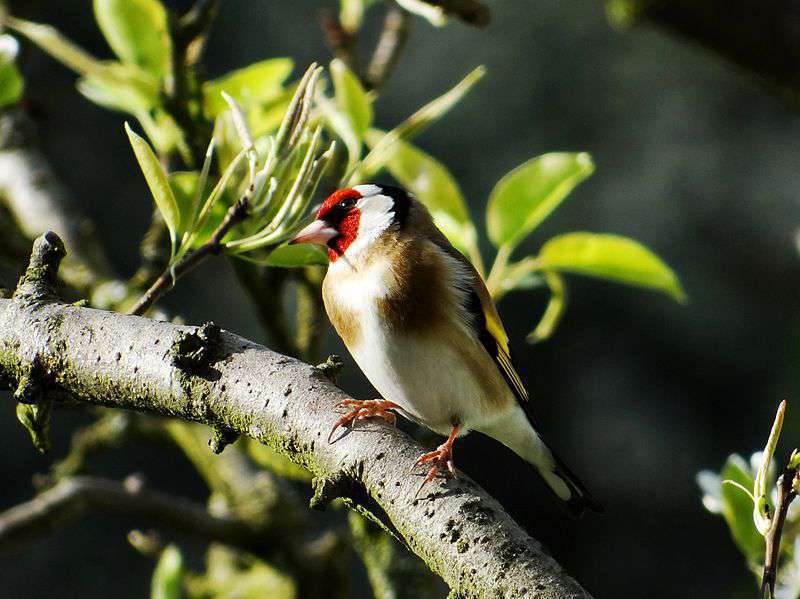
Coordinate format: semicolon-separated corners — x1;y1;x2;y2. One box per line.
290;184;601;516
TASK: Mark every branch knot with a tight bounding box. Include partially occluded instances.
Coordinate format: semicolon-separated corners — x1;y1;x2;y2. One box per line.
171;321;222;373
13;232;66;306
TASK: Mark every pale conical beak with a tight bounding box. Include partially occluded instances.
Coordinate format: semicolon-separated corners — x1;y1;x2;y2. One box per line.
289;220;338;245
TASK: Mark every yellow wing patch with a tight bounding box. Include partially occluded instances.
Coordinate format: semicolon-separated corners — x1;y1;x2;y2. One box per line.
473;291;530;403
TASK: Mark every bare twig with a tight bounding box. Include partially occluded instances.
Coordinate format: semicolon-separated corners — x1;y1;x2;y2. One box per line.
761;465;799;598
0;233;594;599
321;11;360;75
0;475;276;552
366;5;412;90
128;195;249;316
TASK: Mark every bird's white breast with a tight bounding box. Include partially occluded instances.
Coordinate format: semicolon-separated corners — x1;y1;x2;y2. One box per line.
326;257;494;434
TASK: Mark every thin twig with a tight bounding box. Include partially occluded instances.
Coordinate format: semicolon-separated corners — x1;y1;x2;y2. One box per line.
761;465;799;598
366;4;411;90
0;475;275;552
127;195;249;316
321;11;360;76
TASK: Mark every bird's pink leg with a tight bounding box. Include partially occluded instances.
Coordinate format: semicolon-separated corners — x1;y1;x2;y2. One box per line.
413;425;460;498
328;399;401;443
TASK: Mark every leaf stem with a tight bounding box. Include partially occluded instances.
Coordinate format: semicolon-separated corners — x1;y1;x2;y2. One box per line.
527;271;567;343
485;243;512;298
127;194;250;316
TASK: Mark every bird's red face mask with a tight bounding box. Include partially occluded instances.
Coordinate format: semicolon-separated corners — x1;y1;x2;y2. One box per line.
289;188;363;262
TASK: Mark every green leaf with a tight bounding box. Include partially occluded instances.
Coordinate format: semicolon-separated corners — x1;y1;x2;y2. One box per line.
364;128;477;255
8;17;105;76
331;58;372;136
358;66;485;180
487;152;594;249
339;0;380;32
203;58;293;117
93;0;171;77
0;36;24;109
169;171;199;238
263;244;328;267
76;64;159;115
151;545;184;599
318;93;361;181
0;63;23;108
125;122;181;253
537;232;685;301
719;455;764;563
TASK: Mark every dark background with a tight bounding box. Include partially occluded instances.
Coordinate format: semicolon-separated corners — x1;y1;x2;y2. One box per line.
2;1;799;597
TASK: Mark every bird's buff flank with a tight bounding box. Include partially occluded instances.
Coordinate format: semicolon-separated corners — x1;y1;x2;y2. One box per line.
291;184;602;516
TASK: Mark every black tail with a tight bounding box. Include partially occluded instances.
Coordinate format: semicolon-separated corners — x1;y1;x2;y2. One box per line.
545;450;604;518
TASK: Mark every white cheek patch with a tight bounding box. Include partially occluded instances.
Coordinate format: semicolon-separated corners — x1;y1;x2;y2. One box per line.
344;193;394;259
352;184;382;197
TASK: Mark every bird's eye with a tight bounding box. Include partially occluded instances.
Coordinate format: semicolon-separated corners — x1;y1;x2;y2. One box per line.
339;198;355;209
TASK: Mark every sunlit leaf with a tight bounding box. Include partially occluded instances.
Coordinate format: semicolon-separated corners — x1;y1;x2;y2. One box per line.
0;36;23;108
251;85;295;137
151;545;183;599
318;92;361;180
487;152;594;249
331;58;372;136
395;0;447;25
76;64;159;114
719;455;764;563
93;0;171;77
537;232;685;301
125;122;180;253
8;17;105;75
203;58;293;116
339;0;380;32
364;128;477;255
263;244;328;267
359;66;485;179
0;62;23;107
169;171;200;238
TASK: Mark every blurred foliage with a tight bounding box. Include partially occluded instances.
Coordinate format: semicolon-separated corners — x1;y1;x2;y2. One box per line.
0;34;23;108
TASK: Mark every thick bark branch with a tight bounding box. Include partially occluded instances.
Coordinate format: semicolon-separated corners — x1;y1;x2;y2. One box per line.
0;234;592;599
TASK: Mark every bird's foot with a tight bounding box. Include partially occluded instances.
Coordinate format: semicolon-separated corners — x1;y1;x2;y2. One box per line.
328;399;400;443
412;433;458;499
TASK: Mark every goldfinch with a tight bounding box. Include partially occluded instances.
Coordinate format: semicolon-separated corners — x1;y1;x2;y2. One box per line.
290;184;601;516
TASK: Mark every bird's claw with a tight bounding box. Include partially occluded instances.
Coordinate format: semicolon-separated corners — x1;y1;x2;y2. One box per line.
412;443;458;499
327;399;399;443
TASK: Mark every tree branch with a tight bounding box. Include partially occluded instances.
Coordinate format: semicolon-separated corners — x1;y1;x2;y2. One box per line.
0;233;593;599
366;5;412;90
0;475;278;552
616;0;800;104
